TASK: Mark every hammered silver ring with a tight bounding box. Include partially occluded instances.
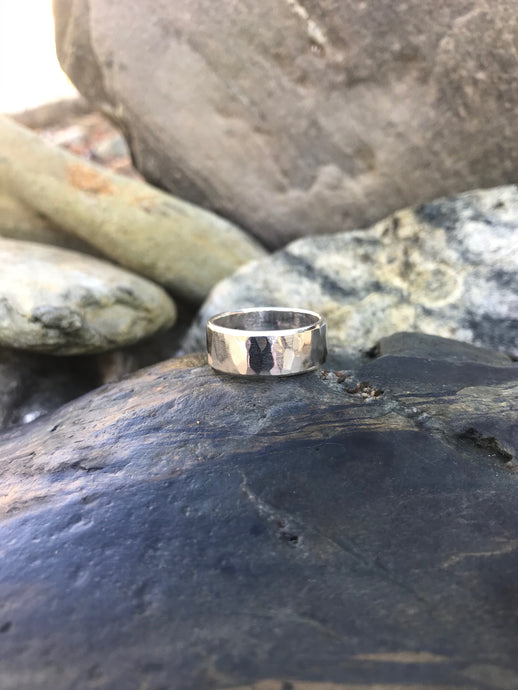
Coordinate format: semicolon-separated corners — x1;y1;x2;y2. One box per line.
206;307;327;377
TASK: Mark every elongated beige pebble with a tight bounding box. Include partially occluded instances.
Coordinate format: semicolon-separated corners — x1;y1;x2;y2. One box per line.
0;115;267;302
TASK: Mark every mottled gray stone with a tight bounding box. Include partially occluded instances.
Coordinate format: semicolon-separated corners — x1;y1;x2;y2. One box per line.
0;238;176;354
54;0;518;247
184;186;518;357
0;335;517;688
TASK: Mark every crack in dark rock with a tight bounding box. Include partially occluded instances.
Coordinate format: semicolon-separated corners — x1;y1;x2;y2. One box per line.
457;428;514;466
240;473;304;550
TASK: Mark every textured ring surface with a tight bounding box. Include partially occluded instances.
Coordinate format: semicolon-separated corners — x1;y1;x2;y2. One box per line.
206;307;327;376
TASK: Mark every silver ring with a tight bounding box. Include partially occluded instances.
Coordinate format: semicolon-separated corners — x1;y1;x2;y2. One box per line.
206;307;327;377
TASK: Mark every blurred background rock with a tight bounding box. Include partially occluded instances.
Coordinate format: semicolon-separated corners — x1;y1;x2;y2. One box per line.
52;0;518;247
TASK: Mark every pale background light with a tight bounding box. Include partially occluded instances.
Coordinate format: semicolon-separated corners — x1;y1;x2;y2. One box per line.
0;0;77;113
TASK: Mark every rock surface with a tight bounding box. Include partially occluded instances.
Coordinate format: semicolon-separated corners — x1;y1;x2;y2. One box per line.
54;0;518;247
0;191;99;255
0;334;517;689
0;238;176;355
185;186;518;357
0;106;133;256
0;348;101;428
0;115;266;302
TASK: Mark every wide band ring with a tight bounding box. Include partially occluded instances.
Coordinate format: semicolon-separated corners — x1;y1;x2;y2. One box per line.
206;307;327;377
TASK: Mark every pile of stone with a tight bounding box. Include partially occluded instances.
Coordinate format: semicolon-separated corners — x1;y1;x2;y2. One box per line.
0;113;266;425
1;106;518;430
1;1;518;685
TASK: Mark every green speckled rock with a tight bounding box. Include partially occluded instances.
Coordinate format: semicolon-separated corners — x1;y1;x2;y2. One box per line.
185;186;518;357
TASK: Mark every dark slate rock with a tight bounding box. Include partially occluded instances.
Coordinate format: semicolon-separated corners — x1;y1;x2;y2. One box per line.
0;336;517;689
373;331;513;366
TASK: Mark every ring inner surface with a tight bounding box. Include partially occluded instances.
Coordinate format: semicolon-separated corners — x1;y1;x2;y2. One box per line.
213;310;317;331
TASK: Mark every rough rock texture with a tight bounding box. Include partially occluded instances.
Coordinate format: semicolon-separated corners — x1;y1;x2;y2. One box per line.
0;348;101;428
185;186;518;357
0;238;176;355
54;0;518;247
0;115;266;302
0;334;517;689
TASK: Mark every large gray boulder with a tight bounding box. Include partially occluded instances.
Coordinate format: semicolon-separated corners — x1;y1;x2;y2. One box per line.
184;186;518;357
0;334;517;688
54;0;518;246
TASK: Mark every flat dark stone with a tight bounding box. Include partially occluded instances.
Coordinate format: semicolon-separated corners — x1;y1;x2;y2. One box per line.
0;336;517;689
373;331;513;366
